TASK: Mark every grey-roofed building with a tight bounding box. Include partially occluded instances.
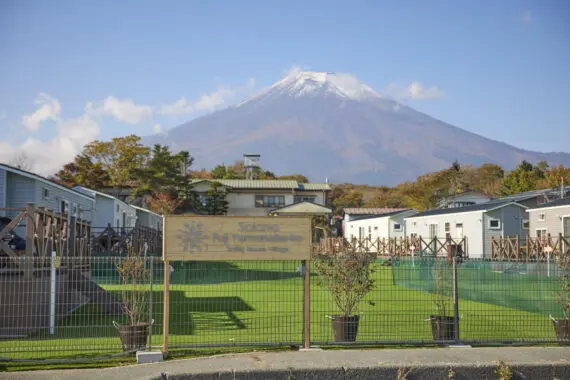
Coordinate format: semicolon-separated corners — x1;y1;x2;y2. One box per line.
344;209;417;241
0;164;95;235
493;186;570;208
190;179;331;216
526;197;570;240
343;207;409;223
405;201;528;258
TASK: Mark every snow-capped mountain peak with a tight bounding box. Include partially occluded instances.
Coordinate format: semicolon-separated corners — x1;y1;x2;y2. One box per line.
238;71;380;107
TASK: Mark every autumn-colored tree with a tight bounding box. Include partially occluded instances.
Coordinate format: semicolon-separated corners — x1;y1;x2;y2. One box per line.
190;169;213;179
537;164;570;189
82;135;150;188
211;160;276;179
329;184;364;214
278;174;310;183
55;154;111;189
148;193;183;215
475;163;504;196
366;186;405;208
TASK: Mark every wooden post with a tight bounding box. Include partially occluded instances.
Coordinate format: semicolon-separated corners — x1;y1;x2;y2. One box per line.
303;259;311;349
36;207;45;257
162;259;170;354
516;235;521;261
24;203;35;279
25;203;35;257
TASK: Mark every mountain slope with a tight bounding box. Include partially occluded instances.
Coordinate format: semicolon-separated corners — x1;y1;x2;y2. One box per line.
148;71;570;185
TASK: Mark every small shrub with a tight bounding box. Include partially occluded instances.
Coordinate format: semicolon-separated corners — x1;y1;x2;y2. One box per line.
494;361;513;380
313;247;376;316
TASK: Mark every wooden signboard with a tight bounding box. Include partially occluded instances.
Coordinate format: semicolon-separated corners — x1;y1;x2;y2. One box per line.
162;216;312;261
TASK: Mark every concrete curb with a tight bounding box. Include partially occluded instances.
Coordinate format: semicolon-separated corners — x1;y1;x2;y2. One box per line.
4;347;570;380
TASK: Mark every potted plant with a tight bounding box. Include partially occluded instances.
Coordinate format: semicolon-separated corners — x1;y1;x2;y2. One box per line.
552;252;570;345
430;261;456;341
314;247;376;342
114;243;151;351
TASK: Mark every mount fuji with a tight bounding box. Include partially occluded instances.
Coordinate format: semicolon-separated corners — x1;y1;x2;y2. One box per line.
148;71;570;185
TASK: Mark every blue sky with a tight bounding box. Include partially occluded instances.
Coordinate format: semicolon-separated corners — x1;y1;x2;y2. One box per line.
0;0;569;174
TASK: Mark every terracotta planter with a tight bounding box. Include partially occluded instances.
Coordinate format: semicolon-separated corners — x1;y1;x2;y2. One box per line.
552;319;570;346
332;315;360;342
115;322;149;351
430;315;456;341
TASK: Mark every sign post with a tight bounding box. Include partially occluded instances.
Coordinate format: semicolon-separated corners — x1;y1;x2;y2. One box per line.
161;216;312;353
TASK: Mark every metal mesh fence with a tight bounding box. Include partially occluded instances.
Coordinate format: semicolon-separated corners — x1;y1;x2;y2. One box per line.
168;260;304;348
0;255;567;361
392;257;565;343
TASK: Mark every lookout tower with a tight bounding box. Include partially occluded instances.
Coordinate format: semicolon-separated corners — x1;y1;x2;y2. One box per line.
243;154;261;180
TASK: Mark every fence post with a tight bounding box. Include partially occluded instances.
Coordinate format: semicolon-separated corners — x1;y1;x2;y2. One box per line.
303;259;311;349
452;252;460;343
148;257;153;351
162;260;170;354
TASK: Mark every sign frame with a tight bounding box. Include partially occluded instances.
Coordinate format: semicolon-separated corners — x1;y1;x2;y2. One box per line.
162;215;312;261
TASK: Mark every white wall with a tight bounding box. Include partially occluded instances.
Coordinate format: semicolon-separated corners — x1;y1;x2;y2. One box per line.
344;216;390;240
405;211;484;258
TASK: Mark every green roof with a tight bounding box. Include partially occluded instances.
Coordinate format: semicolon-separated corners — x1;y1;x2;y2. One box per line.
191;179;330;190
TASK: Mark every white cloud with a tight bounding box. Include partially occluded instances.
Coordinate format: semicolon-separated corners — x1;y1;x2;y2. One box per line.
160;80;254;115
1;94;101;175
194;87;235;111
159;97;194;115
381;81;444;100
152;124;165;134
522;10;532;24
88;96;153;124
21;93;61;131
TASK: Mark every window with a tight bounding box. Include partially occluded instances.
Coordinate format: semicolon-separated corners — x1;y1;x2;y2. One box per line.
255;195;285;208
61;201;68;214
538;213;545;221
116;204;120;212
368;226;372;239
488;219;501;229
197;193;208;206
522;220;529;229
393;223;402;231
72;205;78;216
444;222;451;239
374;226;378;230
42;188;50;199
412;222;417;227
536;228;547;239
294;195;316;203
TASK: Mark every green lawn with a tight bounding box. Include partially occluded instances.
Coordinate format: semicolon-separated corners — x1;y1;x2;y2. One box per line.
0;260;562;361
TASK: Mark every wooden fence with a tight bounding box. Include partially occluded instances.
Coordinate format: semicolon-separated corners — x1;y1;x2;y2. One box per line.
0;203;92;276
491;234;570;261
313;236;466;258
90;225;162;255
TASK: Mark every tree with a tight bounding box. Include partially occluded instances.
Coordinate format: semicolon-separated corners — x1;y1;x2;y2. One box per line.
54;154;111;189
537;164;570;190
366;186;405;208
83;135;150;188
499;160;545;196
279;174;310;183
475;163;504;196
133;144;192;198
211;164;228;179
147;193;183;215
190;169;213;179
202;182;229;215
329;184;364;214
9;152;33;171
